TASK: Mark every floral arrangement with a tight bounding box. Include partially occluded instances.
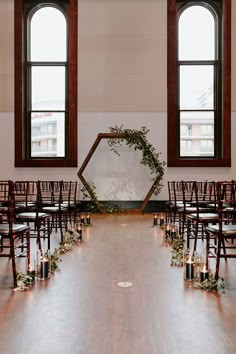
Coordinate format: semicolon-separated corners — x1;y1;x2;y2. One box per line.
80;125;166;213
194;272;225;292
108;125;166;196
14;225;84;291
162;223;225;292
162;225;184;267
14;272;35;291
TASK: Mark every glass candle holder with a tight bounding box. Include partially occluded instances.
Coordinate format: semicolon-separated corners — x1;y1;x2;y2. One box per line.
170;224;177;239
27;263;36;283
165;223;171;239
159;214;165;227
184;250;194;281
200;264;209;282
76;224;83;241
86;213;91;225
193;253;203;281
153;213;158;227
36;250;51;280
80;213;85;225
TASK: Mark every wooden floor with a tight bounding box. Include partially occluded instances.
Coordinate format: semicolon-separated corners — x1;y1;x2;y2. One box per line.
0;214;236;354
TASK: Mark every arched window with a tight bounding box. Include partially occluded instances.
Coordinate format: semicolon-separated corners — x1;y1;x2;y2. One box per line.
15;0;77;167
167;0;231;167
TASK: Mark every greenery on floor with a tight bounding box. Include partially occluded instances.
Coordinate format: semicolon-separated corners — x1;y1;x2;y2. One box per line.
194;273;225;292
162;223;225;292
81;182;124;213
162;225;184;267
14;225;85;291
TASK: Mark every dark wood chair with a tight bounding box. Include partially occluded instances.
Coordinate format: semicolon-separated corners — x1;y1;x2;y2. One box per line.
60;181;80;226
14;181;51;250
0;180;30;288
166;181;183;224
177;180;198;235
38;180;68;243
185;180;218;250
205;181;236;279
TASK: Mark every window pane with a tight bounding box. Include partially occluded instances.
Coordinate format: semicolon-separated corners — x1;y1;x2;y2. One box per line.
180;111;214;157
31;112;65;157
180;124;192;137
30;7;67;62
179;6;215;60
200;124;214;136
180;140;192;155
31;66;65;110
180;65;214;110
200;140;214;153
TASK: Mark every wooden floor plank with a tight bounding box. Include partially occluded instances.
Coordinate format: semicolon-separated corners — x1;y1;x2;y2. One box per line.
0;214;236;354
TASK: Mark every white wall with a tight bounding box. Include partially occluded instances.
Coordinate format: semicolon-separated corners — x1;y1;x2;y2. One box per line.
0;0;236;202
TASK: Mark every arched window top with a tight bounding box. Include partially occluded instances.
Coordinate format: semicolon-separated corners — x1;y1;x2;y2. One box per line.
30;6;67;62
178;5;215;61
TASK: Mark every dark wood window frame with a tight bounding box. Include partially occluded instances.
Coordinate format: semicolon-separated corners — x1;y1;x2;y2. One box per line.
167;0;231;167
14;0;78;167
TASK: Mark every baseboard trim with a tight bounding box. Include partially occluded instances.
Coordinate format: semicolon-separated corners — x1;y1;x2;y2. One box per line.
78;200;167;213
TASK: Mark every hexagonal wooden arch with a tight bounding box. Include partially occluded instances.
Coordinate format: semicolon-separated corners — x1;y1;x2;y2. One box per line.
77;133;162;213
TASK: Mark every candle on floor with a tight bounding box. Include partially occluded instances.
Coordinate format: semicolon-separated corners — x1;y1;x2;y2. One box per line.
40;256;49;279
193;253;203;281
28;264;35;282
77;224;83;241
80;213;85;225
86;213;91;225
185;253;194;281
165;223;171;238
153;213;158;227
171;224;177;239
159;214;165;227
200;264;209;282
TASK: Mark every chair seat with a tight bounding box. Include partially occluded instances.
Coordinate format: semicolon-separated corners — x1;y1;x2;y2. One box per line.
42;206;67;212
176;202;191;207
206;224;236;236
54;202;70;207
16;212;49;220
0;223;30;235
0;206;8;212
223;207;235;212
187;212;218;221
15;202;35;208
178;206;201;213
42;206;60;212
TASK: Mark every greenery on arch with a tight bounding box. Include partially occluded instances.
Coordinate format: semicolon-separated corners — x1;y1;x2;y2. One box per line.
81;125;166;213
107;125;166;196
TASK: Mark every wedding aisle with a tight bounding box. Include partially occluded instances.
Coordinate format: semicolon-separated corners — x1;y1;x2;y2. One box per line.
0;214;236;354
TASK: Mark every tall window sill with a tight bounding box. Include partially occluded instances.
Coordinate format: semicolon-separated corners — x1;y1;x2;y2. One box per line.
15;159;77;168
167;158;231;168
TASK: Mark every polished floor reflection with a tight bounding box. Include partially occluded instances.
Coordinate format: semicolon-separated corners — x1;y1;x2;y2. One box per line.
0;214;236;354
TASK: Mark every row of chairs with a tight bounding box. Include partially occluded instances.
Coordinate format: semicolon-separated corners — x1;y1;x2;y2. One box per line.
0;179;80;287
167;180;236;279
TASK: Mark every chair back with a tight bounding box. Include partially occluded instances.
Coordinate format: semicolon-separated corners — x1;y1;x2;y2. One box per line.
38;180;63;208
0;180;12;223
14;181;38;211
181;180;196;209
194;180;216;211
216;181;236;227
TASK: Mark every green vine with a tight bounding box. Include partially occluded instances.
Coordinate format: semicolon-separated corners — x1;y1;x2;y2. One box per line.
81;182;124;213
80;126;165;213
14;225;84;291
163;226;225;292
108;125;166;196
164;231;184;267
194;273;225;292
